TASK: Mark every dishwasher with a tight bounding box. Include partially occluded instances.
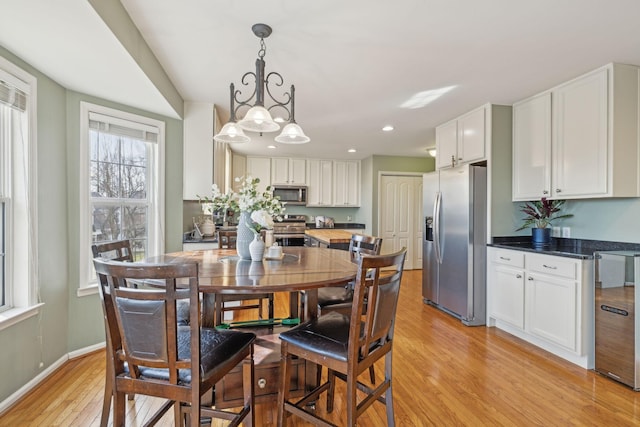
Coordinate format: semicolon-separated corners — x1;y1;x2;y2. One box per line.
595;251;640;389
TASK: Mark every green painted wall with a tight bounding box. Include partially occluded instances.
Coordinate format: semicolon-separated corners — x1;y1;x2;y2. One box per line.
0;45;183;403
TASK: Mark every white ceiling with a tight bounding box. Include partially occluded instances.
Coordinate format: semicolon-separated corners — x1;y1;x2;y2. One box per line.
3;0;640;160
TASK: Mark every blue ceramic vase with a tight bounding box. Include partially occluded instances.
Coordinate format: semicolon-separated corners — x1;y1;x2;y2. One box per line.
531;227;551;246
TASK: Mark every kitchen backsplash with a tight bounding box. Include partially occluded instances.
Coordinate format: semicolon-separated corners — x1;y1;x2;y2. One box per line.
183;200;362;232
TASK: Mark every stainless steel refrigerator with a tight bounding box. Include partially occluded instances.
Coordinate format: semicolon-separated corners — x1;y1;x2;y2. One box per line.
422;164;487;326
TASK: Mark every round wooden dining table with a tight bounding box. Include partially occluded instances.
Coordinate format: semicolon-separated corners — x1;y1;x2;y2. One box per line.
142;246;358;408
144;246;358;325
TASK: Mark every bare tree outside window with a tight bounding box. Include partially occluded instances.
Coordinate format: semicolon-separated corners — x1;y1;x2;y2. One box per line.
90;131;149;261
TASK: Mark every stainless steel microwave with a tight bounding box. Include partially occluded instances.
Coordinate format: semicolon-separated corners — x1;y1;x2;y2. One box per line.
273;185;307;205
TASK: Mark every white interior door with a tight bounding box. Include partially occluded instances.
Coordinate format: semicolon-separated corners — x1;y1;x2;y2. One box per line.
379;174;423;269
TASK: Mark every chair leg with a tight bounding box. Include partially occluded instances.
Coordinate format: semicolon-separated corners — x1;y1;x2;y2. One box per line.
175;401;185;427
100;376;111;427
346;372;358;426
243;351;255;427
326;368;336;413
214;296;223;326
112;390;126;427
277;343;292;427
385;352;395;427
268;294;275;319
369;365;376;384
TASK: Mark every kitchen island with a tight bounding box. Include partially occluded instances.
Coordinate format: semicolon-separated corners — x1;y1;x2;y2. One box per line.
305;229;358;250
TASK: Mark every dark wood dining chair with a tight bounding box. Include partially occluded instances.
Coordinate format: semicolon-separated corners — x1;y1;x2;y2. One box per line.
315;234;383;316
93;258;256;427
91;240;136;427
277;248;407;427
299;234;383;383
214;229;274;326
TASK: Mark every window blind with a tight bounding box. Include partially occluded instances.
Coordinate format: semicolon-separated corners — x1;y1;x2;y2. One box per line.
88;111;158;143
0;79;27;112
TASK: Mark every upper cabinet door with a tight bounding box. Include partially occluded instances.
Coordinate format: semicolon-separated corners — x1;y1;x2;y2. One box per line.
246;157;271;192
289;158;306;184
435;120;458;169
457;106;486;164
271;158;306;185
435;105;487;169
552;69;608;198
512;92;552;200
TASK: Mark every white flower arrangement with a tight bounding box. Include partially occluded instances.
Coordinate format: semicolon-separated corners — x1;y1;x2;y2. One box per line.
249;209;275;234
200;177;285;232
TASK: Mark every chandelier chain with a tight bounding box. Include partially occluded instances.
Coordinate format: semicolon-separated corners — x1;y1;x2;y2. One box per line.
258;38;267;59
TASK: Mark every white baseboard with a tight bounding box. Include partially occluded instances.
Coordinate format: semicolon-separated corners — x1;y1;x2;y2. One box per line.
0;341;106;415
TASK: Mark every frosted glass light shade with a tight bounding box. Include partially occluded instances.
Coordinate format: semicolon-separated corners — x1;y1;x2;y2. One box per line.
238;106;280;132
274;122;310;144
214;122;250;143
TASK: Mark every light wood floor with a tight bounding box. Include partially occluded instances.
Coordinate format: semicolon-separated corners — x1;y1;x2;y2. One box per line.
2;270;640;426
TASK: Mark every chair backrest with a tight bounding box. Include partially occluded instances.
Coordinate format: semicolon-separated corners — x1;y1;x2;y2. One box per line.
93;258;201;385
348;234;382;263
217;230;237;249
348;248;406;364
92;240;134;262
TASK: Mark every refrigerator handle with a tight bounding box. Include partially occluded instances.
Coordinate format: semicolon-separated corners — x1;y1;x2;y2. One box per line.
433;191;442;264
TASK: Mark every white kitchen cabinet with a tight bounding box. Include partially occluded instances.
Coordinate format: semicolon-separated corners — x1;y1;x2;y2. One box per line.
435;105;486;169
487;247;593;368
271;158;306;185
333;160;360;206
512;93;552;200
306;159;333;206
183;102;219;199
487;249;525;329
512;63;640;200
246;156;271;192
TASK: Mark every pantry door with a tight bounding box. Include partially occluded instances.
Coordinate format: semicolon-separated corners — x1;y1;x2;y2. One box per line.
379;174;423;269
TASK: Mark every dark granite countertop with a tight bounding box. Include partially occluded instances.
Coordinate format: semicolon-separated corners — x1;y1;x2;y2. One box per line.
489;236;640;260
305;222;365;230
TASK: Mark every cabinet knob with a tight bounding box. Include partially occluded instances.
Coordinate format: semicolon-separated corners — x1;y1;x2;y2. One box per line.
528;276;534;281
516;274;522;278
451;155;455;168
542;190;548;195
556;189;561;193
257;378;267;389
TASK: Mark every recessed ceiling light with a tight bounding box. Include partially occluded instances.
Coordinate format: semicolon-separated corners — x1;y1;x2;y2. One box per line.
267;145;276;149
426;147;436;157
382;125;394;132
348;148;357;153
400;85;457;109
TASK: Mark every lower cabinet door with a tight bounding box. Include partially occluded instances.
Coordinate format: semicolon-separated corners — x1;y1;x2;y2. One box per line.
526;273;577;351
489;264;525;329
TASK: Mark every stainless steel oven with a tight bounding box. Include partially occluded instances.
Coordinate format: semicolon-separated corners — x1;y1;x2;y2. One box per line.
273;215;307;247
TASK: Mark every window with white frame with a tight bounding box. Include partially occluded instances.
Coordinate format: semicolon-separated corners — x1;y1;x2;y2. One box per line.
79;103;165;291
0;56;38;321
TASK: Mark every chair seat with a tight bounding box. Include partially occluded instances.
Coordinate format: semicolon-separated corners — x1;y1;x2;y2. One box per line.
280;312;351;362
137;327;255;384
317;286;353;308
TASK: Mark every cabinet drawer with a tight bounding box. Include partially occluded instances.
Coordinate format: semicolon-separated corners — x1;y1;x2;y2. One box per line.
526;254;577;279
216;359;305;408
491;249;524;268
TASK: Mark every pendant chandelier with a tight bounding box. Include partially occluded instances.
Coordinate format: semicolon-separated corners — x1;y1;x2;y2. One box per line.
214;23;310;144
